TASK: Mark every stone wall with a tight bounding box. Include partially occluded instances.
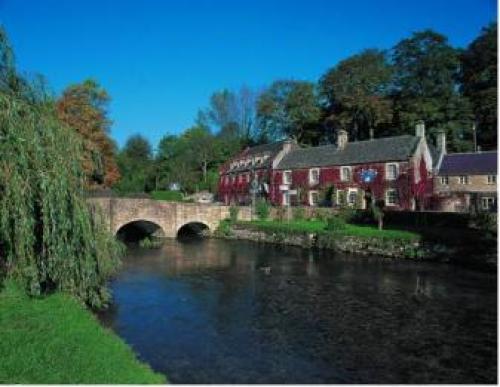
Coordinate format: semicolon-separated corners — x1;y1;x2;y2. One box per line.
221;223;432;260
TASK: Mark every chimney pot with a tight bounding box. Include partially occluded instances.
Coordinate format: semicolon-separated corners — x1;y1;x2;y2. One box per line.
337;129;348;150
415;120;425;137
436;130;446;155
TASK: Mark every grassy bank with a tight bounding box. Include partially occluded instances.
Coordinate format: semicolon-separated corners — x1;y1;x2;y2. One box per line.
239;219;420;241
0;281;166;384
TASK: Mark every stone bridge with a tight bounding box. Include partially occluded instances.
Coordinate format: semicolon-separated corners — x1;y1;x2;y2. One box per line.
88;197;251;238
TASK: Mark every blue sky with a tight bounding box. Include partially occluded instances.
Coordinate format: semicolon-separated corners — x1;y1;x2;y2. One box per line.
0;0;496;149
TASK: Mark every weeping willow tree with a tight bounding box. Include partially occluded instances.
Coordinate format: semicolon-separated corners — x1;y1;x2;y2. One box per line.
0;90;122;308
0;25;121;308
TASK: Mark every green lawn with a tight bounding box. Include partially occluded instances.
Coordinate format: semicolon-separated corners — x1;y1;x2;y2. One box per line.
151;190;184;202
240;219;420;241
0;281;166;384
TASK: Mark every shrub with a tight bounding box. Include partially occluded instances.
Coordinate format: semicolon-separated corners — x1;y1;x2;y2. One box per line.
338;207;357;223
150;190;183;202
229;206;239;222
255;199;270;220
325;216;346;231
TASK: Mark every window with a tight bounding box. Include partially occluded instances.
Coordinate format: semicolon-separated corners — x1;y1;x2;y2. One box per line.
386;163;399;180
309;168;320;185
348;189;357;206
309;191;319;206
440;176;449;185
459;175;469;185
386;189;398;206
481;197;496;211
341;166;351;182
487;175;496;184
283;170;292;184
283;192;290;206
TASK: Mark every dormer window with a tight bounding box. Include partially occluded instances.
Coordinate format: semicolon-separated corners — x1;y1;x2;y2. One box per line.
341;166;351;182
386;163;399;180
309;168;320;185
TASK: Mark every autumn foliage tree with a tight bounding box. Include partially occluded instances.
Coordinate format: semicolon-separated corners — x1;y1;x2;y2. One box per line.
56;80;120;188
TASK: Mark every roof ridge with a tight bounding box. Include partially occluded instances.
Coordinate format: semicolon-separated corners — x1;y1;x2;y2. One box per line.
445;150;497;156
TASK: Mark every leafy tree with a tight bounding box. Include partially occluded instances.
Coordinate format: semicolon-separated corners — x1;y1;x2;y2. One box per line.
0;28;121;307
256;80;322;144
319;49;393;141
114;135;154;194
391;29;473;151
56;80;120;188
461;23;497;149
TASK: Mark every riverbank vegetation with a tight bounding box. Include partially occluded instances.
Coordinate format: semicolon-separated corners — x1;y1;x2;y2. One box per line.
0;28;121;308
0;26;165;384
238;220;420;242
0;281;165;384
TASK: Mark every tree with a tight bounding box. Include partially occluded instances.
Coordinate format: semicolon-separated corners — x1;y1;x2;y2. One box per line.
204;86;258;143
114;135;154;194
56;80;120;188
0;27;120;307
256;80;322;144
461;23;497;149
391;30;473;151
319;49;393;141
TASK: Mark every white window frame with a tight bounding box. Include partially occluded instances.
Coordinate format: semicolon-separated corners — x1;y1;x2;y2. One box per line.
347;188;357;206
440;176;449;185
459;175;469;185
336;189;345;206
283;170;292;185
386;163;399;181
487;175;496;184
481;197;495;210
309;168;320;185
309;190;319;206
340;166;352;182
385;189;398;206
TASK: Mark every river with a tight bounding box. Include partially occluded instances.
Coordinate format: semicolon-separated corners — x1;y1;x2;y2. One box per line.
98;238;497;384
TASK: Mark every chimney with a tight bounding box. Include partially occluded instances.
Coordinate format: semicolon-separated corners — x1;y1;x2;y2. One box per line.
283;137;296;154
337;129;348;150
415;120;425;138
369;128;374;140
436;130;446;155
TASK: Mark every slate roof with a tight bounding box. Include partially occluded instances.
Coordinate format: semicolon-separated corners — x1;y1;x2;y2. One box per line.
438;151;497;176
223;141;289;173
276;135;421;170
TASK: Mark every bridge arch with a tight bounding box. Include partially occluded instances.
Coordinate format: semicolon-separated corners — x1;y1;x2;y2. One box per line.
115;219;166;243
176;221;210;239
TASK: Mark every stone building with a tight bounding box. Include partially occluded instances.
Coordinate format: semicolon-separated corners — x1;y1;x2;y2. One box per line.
218;140;298;205
271;123;435;210
434;151;497;212
218;122;438;210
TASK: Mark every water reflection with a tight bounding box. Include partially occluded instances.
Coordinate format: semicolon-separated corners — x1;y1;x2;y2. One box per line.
98;239;497;384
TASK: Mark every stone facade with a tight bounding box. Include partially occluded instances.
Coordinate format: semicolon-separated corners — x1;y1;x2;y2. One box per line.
434;151;497;212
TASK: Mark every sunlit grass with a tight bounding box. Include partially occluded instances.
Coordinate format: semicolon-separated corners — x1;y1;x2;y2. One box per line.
0;281;166;384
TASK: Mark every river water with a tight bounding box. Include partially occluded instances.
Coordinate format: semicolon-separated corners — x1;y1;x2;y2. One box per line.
98;238;497;384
